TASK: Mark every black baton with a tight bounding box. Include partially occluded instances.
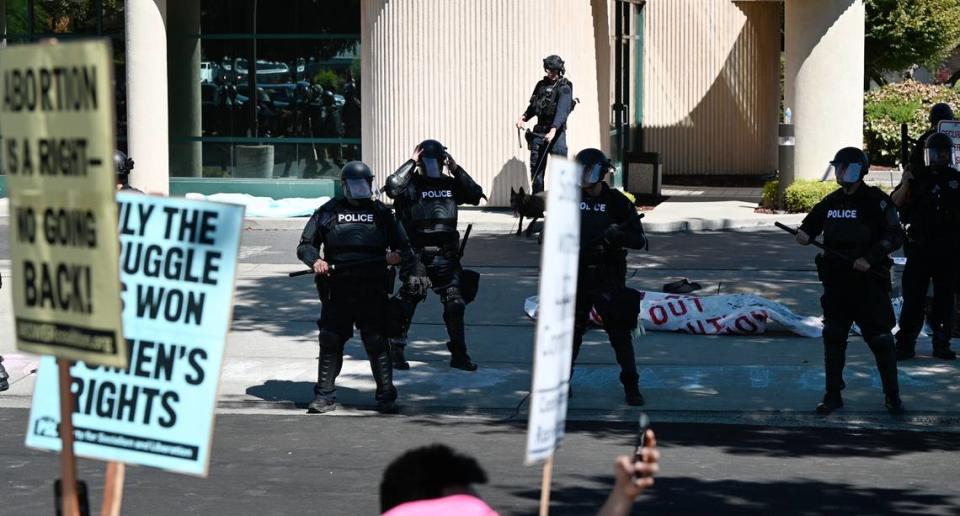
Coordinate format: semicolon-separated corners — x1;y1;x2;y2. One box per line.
289;257;388;277
775;222;887;280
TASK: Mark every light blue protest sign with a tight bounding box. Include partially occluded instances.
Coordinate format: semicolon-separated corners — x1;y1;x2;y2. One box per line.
26;193;244;476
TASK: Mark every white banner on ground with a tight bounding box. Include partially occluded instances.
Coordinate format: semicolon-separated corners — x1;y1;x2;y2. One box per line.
937;120;960;165
25;194;244;476
525;291;823;338
524;158;581;465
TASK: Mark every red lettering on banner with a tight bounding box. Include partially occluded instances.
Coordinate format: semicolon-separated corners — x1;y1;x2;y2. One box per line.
685;320;706;334
668;300;688;317
707;317;723;332
735;315;758;333
650;306;668;325
692;298;704;312
752;311;768;322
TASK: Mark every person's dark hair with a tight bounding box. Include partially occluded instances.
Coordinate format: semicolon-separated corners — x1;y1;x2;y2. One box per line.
379;444;488;513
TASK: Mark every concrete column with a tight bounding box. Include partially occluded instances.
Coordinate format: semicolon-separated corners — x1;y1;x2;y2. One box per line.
125;0;170;194
785;0;864;181
167;0;202;177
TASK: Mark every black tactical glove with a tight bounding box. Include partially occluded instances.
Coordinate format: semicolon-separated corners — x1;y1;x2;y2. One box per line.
404;275;431;297
603;224;625;248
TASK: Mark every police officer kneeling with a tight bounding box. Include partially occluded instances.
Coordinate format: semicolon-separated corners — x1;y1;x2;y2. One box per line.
795;148;904;415
297;162;417;414
573;149;648;406
384;140;486;371
891;132;960;360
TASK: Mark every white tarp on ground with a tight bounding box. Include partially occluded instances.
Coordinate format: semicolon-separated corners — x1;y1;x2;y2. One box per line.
524;293;924;339
185;193;328;218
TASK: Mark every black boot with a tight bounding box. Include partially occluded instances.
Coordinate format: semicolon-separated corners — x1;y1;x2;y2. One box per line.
885;394;905;415
390;339;411;370
370;352;399;414
816;391;844;414
308;350;340;414
932;344;957;360
0;356;9;393
447;341;478;371
868;334;902;406
620;373;645;406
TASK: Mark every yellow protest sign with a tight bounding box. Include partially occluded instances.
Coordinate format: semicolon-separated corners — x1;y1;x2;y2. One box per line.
1;40;126;367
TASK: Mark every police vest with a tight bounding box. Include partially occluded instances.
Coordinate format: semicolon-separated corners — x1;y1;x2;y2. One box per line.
323;204;387;262
408;176;459;237
534;78;571;120
908;169;960;242
579;194;615;248
821;197;874;253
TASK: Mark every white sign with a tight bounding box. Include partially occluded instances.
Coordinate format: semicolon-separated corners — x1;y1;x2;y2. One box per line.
937;120;960;165
25;194;244;476
525;158;581;465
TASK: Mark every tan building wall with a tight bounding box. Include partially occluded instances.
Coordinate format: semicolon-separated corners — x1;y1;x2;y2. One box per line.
642;0;780;176
361;0;609;206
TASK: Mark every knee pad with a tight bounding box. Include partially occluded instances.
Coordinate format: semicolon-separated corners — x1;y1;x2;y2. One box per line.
441;287;466;312
318;330;342;351
822;322;849;347
361;330;387;356
596;288;642;331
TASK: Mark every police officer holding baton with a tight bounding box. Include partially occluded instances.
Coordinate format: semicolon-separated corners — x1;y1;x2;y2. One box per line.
297;162;417;414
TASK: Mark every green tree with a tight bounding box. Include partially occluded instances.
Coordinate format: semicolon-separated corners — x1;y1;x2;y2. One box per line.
865;0;960;86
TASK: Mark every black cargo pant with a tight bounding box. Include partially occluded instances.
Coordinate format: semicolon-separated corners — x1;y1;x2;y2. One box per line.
315;271;396;403
896;243;958;350
819;260;899;398
528;125;568;194
572;253;642;388
395;245;471;356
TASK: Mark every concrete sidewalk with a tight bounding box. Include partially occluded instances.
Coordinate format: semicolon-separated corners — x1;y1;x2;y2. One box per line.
2;231;957;431
0;195;807;234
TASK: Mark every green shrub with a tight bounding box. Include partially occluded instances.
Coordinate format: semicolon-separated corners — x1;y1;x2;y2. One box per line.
313;69;342;92
784;180;839;213
760;180;779;209
863;81;960;166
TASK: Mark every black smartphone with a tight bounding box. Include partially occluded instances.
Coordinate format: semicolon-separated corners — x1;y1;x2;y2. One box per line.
634;412;651;478
54;478;91;516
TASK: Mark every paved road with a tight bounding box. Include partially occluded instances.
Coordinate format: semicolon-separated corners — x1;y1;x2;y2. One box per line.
2;409;958;515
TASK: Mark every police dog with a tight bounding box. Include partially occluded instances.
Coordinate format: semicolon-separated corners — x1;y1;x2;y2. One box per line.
510;187;546;237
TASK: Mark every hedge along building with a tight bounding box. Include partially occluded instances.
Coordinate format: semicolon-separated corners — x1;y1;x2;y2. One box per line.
0;0;864;206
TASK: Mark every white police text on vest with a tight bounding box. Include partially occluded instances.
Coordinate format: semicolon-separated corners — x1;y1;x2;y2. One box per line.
580;202;606;212
422;190;453;199
826;209;857;219
338;213;374;223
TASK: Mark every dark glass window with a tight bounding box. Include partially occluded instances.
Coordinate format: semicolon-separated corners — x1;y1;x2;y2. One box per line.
170;0;361;179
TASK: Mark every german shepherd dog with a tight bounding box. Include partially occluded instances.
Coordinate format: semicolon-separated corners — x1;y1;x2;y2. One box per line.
510;187;546;237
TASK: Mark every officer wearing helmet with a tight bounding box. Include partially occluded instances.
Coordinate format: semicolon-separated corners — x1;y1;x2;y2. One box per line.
890;132;960;361
572;148;648;406
114;150;141;192
795;147;904;415
297;161;417;414
907;103;955;178
516;55;574;194
383;140;486;372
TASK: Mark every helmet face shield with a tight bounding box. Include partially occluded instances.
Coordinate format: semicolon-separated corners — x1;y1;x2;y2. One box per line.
580;162;605;187
830;162;863;185
343;178;374;200
422;157;442;178
925;146;955;168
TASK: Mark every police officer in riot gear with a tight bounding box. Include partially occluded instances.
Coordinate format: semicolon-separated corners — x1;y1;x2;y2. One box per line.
297;161;417;414
572;148;648;406
795;147;904;415
907;103;955;177
891;133;960;360
516;55;574;194
114;150;141;192
384;140;486;371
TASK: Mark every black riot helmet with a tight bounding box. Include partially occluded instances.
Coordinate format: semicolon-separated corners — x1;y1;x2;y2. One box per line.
417;139;447;178
340;161;375;201
929;103;955;127
114;150;134;184
924;132;956;169
829;147;870;186
575;148;613;188
543;55;565;75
